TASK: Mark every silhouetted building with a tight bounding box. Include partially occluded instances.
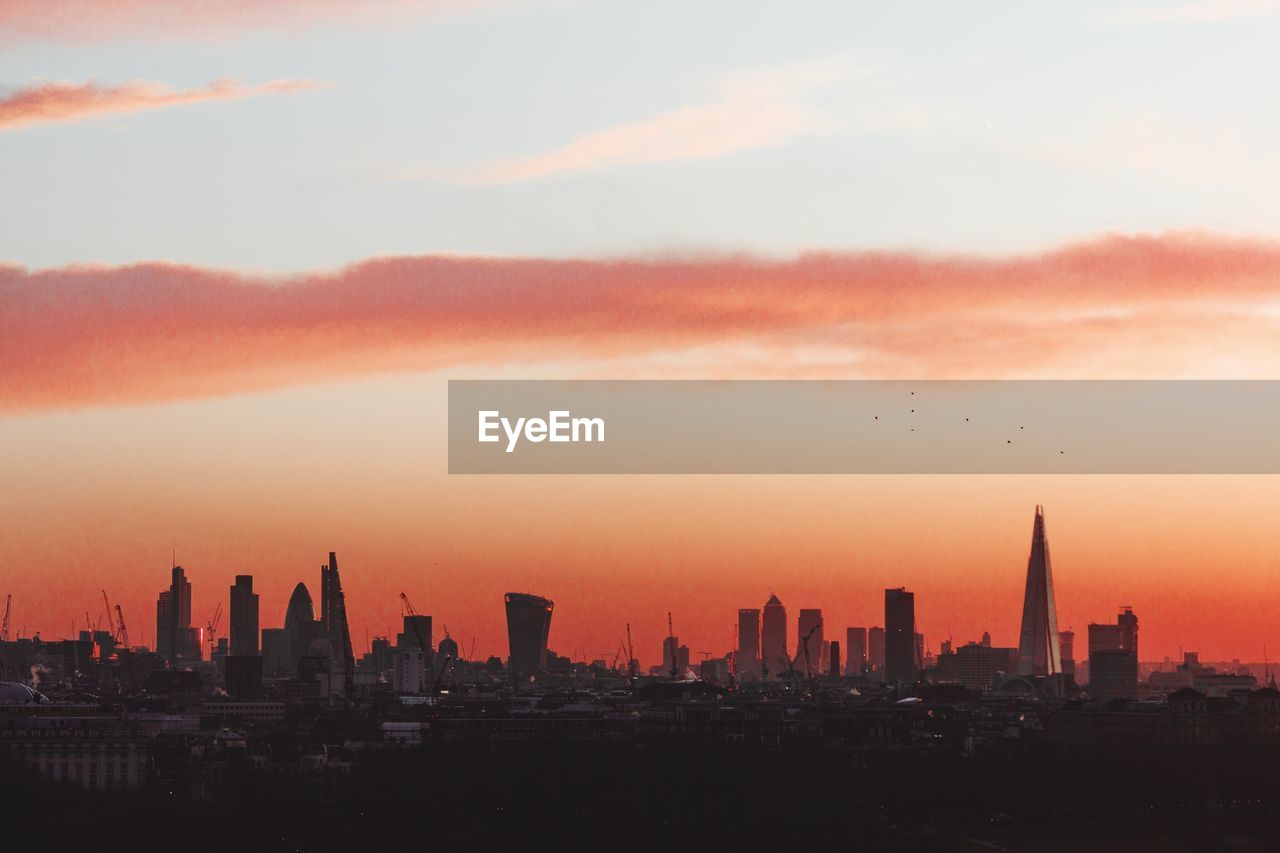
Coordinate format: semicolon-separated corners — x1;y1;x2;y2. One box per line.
659;637;691;677
229;575;259;657
168;566;192;665
261;628;290;675
399;614;435;653
505;592;553;684
298;638;344;698
846;627;868;674
1060;629;1076;677
155;591;172;662
1089;648;1138;701
1089;607;1139;701
936;641;1018;691
762;594;787;679
1017;505;1062;676
828;641;841;678
225;655;263;698
885;588;916;686
394;646;429;693
319;552;354;688
869;626;885;672
797;608;824;675
1089;607;1138;656
283;582;318;672
737;608;761;679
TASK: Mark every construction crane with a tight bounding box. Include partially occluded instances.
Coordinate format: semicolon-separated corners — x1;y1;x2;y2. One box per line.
114;604;130;649
102;590;116;641
206;601;222;658
433;654;453;693
625;623;637;680
797;623;822;698
1;595;10;642
799;623;820;681
398;592;433;655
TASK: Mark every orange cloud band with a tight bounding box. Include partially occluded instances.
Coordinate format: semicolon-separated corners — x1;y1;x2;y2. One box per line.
3;232;1280;412
0;78;321;130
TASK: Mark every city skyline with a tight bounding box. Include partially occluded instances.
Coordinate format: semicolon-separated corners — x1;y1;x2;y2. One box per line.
1;505;1267;671
6;2;1280;678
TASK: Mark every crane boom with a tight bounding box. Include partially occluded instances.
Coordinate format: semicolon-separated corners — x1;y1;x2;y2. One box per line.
102;590;115;639
398;592;433;662
625;623;636;679
115;604;130;649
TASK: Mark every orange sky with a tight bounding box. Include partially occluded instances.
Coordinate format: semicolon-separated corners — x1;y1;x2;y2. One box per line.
4;234;1280;664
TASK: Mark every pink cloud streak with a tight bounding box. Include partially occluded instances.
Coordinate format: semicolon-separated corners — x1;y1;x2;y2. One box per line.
0;78;322;130
3;233;1280;412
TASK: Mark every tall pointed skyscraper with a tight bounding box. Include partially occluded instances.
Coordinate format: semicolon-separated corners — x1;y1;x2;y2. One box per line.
1017;505;1062;677
320;552;355;687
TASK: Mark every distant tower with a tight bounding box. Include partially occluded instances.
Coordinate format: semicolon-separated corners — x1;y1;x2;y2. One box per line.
868;626;886;672
168;566;192;666
1060;629;1076;677
846;627;868;674
229;575;259;657
283;581;318;670
1017;505;1063;677
884;588;916;686
505;593;554;685
737;608;761;679
319;552;355;687
155;591;172;661
761;595;787;679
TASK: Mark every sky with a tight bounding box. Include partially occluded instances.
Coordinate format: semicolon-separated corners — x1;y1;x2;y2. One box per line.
3;0;1280;666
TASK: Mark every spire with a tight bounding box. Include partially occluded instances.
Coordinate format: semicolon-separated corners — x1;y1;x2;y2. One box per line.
1017;505;1062;677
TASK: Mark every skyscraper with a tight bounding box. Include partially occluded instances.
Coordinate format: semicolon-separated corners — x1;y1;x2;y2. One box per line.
846;627;868;674
283;582;318;672
319;552;354;687
1060;629;1076;677
868;626;885;672
505;592;553;685
661;635;689;677
1017;505;1063;677
401;614;432;656
761;594;787;679
884;588;916;686
168;566;192;666
797;608;824;676
155;591;172;661
229;575;259;657
736;608;761;679
1088;607;1139;701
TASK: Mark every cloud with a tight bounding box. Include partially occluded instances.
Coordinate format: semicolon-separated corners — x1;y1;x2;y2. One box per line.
1102;0;1279;23
4;233;1280;412
0;78;323;131
0;0;505;43
426;58;852;184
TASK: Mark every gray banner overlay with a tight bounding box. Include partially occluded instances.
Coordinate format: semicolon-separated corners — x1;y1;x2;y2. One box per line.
448;380;1280;474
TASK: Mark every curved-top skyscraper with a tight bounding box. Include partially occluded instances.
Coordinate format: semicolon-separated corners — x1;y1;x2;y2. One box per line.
1017;505;1063;677
504;593;553;685
284;582;318;671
